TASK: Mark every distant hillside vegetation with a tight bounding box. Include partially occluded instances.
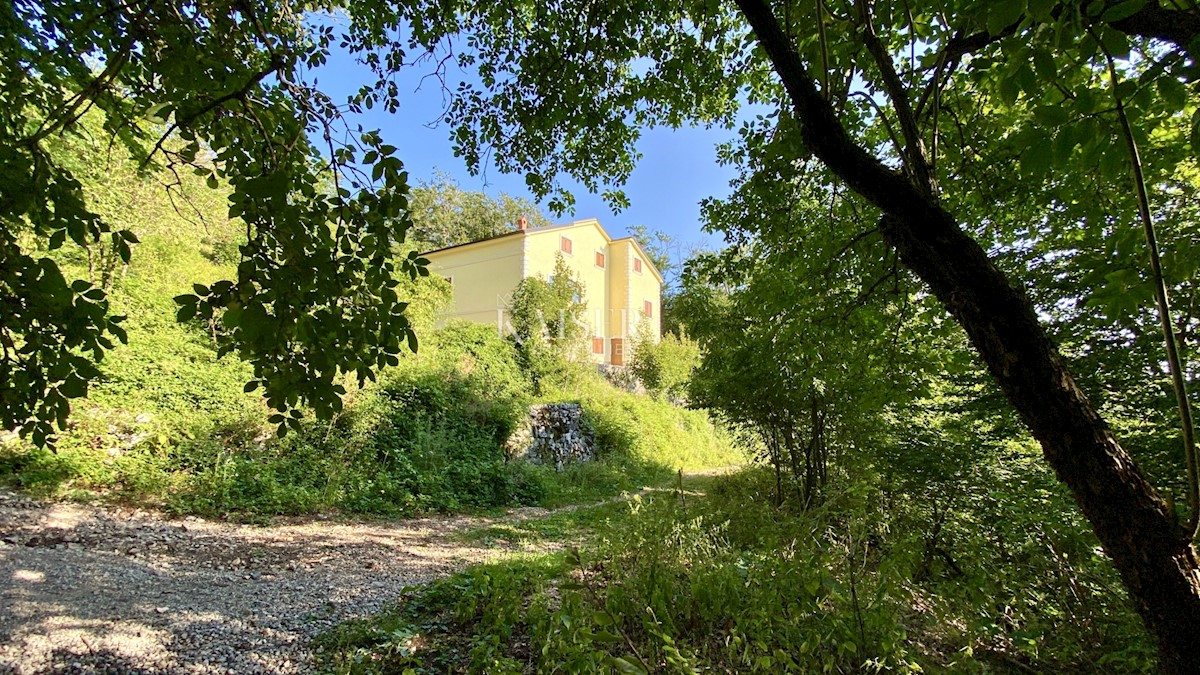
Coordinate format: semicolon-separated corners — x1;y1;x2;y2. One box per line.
0;120;741;518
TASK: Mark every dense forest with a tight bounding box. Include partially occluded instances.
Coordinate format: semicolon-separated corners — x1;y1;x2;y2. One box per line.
4;0;1200;673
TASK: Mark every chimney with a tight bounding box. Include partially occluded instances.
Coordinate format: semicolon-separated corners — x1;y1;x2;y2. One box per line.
517;216;529;231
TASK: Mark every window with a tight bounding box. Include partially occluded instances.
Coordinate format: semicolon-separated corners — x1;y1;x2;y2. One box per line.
592;337;605;354
633;258;643;273
644;300;653;318
561;236;573;254
595;251;606;268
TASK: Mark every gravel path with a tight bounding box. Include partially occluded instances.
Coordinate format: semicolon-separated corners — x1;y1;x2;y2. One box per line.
0;491;554;674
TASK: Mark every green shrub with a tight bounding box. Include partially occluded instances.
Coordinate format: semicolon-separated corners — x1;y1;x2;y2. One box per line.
541;365;744;472
627;325;701;400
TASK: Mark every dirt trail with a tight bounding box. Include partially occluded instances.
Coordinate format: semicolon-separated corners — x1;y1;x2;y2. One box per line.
0;467;741;673
0;492;558;674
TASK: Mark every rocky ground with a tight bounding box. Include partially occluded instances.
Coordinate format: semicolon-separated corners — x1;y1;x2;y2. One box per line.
0;491;555;674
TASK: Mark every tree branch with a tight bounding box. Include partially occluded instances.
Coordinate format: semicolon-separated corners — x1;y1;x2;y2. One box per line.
140;58;283;171
733;0;930;222
1108;1;1200;51
733;0;1200;665
856;0;935;194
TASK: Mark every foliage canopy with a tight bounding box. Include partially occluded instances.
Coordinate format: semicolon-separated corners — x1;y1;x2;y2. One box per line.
6;0;1200;666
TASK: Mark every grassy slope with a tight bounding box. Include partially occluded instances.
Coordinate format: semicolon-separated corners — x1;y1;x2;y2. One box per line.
2;301;740;518
317;468;1156;675
3;114;742;516
1;160;742;517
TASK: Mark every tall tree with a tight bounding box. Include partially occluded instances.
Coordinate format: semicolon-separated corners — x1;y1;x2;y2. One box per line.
335;0;1200;666
730;2;1200;666
6;0;1200;665
408;171;552;250
1;1;426;443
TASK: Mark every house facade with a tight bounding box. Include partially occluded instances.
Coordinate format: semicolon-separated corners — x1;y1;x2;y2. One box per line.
422;218;663;366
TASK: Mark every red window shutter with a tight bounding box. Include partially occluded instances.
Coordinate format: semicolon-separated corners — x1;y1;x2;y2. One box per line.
592;337;604;354
595;251;605;268
561;236;572;254
633;258;642;273
644;300;653;317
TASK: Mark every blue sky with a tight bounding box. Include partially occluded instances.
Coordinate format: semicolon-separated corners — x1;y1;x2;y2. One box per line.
312;42;743;252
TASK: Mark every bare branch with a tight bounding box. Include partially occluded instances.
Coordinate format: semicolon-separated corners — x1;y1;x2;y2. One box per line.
855;0;935;195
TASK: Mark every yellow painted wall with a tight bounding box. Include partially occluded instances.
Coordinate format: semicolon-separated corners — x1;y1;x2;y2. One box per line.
607;242;630;342
621;238;663;343
423;234;525;331
525;219;613;362
421;219;662;365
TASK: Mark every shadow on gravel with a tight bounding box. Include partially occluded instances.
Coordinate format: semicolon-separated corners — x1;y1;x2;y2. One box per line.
0;511;498;673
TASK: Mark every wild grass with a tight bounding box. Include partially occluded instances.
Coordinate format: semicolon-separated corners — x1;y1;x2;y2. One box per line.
317;465;1157;674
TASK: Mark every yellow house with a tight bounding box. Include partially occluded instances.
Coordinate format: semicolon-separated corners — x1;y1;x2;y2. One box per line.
422;218;663;366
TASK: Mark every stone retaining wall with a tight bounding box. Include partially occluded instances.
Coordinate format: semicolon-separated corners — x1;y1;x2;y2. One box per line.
504;403;596;470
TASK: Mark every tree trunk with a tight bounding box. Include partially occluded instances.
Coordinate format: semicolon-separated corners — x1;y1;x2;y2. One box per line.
875;209;1200;669
734;0;1200;669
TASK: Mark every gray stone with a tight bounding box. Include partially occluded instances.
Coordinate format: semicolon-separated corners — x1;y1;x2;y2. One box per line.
504;403;596;470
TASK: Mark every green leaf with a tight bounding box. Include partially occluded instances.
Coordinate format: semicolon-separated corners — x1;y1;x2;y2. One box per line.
1157;76;1188;111
1026;0;1057;20
239;302;270;341
1032;106;1070;126
607;656;647;674
1098;139;1129;179
59;375;88;399
1052;131;1077;164
1020;132;1056;175
998;75;1021;106
988;1;1024;35
1097;27;1130;58
1031;48;1057;80
1101;0;1147;22
1016;63;1039;98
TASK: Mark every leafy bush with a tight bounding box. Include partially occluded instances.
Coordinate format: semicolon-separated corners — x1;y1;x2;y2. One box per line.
541;365;743;473
166;323;540;516
507;254;589;391
627;325;700;400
